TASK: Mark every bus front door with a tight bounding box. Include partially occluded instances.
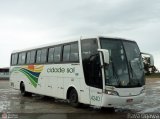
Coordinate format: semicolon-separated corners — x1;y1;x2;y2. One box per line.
89;55;103;106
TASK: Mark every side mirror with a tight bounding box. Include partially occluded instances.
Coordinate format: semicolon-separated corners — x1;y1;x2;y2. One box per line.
141;52;154;66
98;49;110;64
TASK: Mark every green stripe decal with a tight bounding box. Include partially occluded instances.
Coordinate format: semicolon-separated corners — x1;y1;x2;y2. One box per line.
19;69;37;87
11;66;43;88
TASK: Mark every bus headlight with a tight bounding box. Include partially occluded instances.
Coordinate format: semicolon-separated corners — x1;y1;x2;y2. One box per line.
140;86;145;94
105;90;119;96
140;89;145;94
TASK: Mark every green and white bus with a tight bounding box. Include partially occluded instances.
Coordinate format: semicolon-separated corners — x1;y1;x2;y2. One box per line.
10;36;149;108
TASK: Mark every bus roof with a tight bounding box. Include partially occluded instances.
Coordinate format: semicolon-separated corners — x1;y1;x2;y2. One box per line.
12;36;135;53
12;38;79;53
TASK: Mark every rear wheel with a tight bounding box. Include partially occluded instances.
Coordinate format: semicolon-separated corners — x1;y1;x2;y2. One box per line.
20;83;32;96
69;89;79;107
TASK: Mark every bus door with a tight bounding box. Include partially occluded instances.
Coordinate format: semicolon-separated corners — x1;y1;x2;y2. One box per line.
81;38;103;106
89;55;103;106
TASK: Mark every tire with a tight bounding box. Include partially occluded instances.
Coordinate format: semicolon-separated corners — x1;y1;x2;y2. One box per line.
69;89;79;107
101;107;115;113
20;83;32;97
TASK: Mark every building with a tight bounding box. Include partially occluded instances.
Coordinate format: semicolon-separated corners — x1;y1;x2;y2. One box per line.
0;67;9;79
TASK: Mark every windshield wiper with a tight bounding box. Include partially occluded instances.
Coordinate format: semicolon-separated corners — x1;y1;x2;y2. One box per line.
128;60;142;86
129;60;134;78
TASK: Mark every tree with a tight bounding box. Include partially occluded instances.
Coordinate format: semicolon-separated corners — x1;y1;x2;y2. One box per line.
142;57;159;75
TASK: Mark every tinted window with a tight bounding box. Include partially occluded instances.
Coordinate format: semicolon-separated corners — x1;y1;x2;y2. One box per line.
101;39;129;87
81;39;98;60
30;50;36;64
70;43;79;62
41;48;47;63
11;54;14;65
18;52;26;65
14;54;18;65
36;50;41;63
26;52;31;64
81;39;102;88
18;53;22;64
63;45;70;62
21;53;26;64
11;54;18;65
48;48;54;63
11;54;13;65
54;46;61;62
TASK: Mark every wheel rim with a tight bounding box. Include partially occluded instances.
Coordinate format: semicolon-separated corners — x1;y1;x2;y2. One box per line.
70;93;77;103
69;90;78;104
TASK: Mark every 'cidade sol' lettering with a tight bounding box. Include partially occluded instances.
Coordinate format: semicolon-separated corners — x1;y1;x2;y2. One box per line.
67;68;75;73
47;67;65;73
47;67;75;73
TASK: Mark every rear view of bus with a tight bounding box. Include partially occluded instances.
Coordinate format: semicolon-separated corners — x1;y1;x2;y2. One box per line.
81;37;146;108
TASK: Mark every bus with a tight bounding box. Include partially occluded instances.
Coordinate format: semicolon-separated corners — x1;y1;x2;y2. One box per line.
10;36;150;108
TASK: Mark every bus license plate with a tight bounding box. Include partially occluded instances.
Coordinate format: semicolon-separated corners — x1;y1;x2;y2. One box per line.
126;99;133;103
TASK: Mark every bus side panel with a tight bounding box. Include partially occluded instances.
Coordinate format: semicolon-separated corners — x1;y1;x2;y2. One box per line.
79;78;90;104
10;63;90;105
10;66;24;90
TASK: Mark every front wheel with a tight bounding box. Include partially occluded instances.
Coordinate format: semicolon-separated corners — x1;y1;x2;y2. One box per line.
101;107;115;112
69;89;79;107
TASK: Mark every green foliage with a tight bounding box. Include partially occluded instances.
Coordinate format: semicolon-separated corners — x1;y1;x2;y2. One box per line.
143;57;159;75
145;73;160;78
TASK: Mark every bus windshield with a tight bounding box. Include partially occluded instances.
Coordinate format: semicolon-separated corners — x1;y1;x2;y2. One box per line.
123;41;145;87
100;38;145;88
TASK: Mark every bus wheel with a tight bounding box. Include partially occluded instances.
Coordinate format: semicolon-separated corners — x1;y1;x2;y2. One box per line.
69;89;79;107
20;83;32;97
101;107;115;113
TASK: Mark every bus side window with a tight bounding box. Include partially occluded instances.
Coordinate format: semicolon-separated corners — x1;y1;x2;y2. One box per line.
41;48;47;63
18;53;22;65
63;44;71;62
70;43;79;62
30;50;36;64
11;54;18;65
11;54;14;65
14;54;18;65
36;50;42;63
54;46;61;63
21;52;26;65
18;52;26;65
26;52;31;64
48;48;54;63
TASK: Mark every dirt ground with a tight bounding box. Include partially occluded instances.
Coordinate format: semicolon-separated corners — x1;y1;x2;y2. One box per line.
0;78;160;119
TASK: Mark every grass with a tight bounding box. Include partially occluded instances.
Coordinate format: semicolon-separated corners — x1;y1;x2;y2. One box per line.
145;73;160;78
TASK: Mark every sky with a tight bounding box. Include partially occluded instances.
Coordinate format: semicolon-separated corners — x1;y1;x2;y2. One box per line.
0;0;160;70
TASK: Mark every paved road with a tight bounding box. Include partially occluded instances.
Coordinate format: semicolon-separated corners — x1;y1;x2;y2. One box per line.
0;78;160;119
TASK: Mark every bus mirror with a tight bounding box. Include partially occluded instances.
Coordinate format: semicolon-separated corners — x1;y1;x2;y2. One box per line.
141;52;154;66
149;55;154;66
98;49;110;64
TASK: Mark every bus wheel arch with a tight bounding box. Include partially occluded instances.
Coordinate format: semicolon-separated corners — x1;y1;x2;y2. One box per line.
20;81;25;95
67;87;80;107
20;81;32;97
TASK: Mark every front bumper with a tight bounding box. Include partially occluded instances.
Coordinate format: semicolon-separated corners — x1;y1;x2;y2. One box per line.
101;93;145;107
